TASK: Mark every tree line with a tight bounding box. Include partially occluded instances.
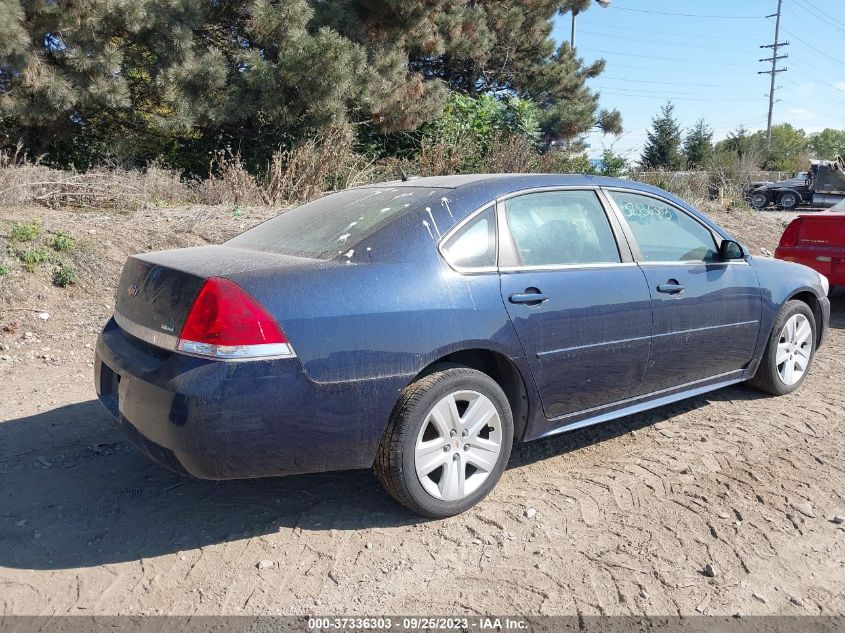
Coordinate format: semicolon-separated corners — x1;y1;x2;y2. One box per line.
640;101;845;173
0;0;621;175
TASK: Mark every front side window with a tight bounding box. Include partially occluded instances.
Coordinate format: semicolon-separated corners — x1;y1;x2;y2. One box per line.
609;191;718;262
503;191;621;267
441;206;496;270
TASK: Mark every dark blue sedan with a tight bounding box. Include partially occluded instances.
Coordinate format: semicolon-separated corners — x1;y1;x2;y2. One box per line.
95;174;831;517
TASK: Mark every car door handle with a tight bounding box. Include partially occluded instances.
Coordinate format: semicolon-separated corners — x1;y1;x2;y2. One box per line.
656;282;686;294
509;292;549;304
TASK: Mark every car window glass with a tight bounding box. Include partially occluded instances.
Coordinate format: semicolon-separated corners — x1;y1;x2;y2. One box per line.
226;186;436;259
609;191;718;262
441;206;496;269
504;191;620;266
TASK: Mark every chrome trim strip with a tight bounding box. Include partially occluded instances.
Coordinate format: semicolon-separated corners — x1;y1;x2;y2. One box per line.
113;311;297;360
542;370;746;431
536;320;758;359
500;262;637;273
495;184;602;202
114;311;178;350
548;369;744;423
637;260;750;267
536;333;651;359
177;340;297;360
653;319;759;339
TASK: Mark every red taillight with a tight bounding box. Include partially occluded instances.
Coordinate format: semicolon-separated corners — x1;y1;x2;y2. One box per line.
177;277;294;359
779;218;803;248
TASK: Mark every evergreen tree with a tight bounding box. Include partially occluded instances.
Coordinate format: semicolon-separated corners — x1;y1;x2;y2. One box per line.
0;0;621;170
683;118;713;169
715;125;754;158
640;101;683;170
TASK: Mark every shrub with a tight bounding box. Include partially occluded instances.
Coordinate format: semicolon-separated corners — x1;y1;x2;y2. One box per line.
0;264;7;277
10;218;41;242
52;260;77;287
19;247;50;272
49;231;75;252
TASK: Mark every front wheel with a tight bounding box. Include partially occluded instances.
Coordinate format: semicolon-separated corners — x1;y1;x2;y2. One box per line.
749;191;769;209
374;364;514;518
747;300;816;396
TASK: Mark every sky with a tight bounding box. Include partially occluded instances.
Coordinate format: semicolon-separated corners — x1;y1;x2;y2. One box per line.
550;0;845;160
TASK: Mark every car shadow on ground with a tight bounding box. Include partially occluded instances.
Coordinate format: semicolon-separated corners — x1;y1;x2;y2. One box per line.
0;385;750;571
2;296;841;571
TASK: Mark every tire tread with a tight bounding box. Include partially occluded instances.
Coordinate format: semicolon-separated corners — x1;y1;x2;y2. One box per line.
374;363;509;517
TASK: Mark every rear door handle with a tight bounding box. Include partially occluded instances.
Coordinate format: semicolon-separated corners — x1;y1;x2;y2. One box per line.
656;282;686;294
509;292;549;304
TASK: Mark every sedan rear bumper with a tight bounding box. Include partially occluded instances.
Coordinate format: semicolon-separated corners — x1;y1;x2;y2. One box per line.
95;318;380;479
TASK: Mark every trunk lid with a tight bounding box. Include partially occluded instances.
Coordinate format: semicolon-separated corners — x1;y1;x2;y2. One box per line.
114;245;323;348
796;212;845;248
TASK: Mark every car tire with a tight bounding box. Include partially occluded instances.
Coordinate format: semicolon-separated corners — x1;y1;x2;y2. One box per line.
778;191;800;210
749;191;769;209
747;300;816;396
374;364;514;518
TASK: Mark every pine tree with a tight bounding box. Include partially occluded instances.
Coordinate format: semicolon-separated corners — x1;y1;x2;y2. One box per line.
0;0;622;169
683;118;713;169
640;101;684;170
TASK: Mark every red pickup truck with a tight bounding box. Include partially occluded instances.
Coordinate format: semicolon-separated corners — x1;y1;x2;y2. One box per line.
775;207;845;292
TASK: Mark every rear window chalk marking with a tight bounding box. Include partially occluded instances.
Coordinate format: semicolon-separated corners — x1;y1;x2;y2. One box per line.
426;207;441;237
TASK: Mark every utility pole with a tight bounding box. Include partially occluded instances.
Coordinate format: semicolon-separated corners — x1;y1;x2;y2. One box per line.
758;0;788;153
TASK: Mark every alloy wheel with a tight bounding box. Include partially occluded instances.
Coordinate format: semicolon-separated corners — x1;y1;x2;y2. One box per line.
776;314;812;386
414;390;503;501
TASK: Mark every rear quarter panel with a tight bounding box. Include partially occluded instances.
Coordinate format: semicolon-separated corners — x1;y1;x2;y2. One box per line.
223;204;529;469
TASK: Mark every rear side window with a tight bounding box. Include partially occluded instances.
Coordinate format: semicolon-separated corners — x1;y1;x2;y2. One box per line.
226;187;436;259
441;206;496;270
503;191;621;266
609;191;718;262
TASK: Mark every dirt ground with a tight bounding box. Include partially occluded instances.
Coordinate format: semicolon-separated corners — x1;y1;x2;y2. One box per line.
0;203;843;617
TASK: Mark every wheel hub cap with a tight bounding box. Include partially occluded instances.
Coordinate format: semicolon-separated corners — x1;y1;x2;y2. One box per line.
776;314;812;386
414;390;502;502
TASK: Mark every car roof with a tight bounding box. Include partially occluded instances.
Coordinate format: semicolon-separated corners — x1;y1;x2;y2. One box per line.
356;173;665;200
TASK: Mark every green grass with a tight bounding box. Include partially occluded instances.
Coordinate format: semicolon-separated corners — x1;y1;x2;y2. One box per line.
0;264;7;277
52;259;77;287
9;218;41;242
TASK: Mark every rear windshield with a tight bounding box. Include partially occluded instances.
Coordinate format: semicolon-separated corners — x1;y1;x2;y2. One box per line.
226;186;437;259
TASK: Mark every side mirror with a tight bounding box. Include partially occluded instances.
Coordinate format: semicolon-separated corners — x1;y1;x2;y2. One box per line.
719;239;745;261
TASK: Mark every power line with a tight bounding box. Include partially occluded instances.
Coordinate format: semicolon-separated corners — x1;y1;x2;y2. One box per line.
577;19;744;41
594;61;761;75
778;26;845;70
611;6;762;19
593;84;761;96
580;47;753;66
597;89;760;103
599;76;762;88
791;0;845;32
783;3;843;38
575;27;753;53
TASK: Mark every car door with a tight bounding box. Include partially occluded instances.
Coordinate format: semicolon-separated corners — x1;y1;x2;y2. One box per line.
605;189;762;392
497;189;653;420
